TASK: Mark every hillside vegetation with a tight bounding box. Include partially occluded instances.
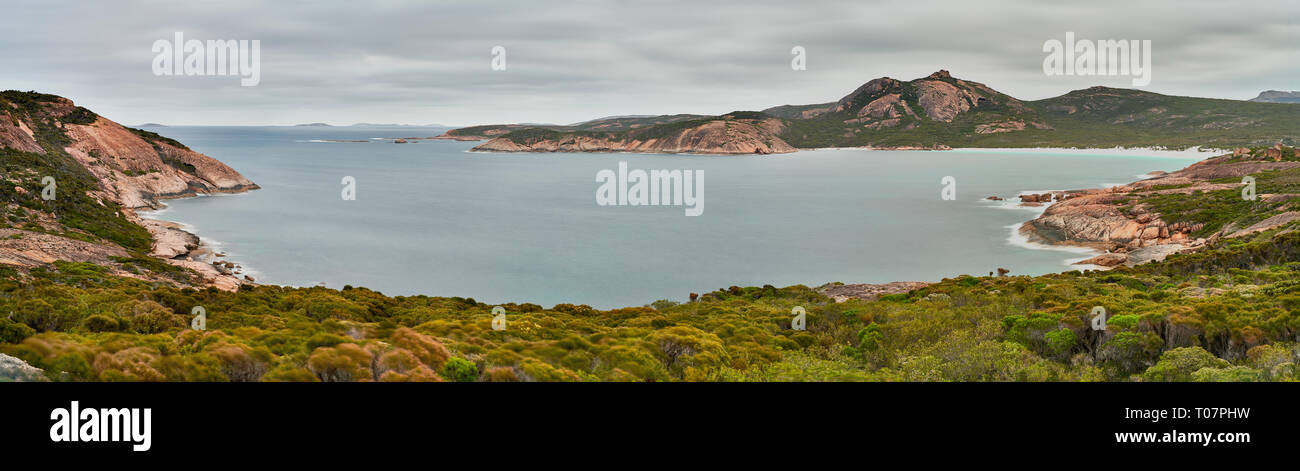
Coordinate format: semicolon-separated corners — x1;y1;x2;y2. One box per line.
447;71;1300;152
3;222;1300;382
3;90;1299;382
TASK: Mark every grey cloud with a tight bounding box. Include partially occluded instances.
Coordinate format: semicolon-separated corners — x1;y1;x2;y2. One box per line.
0;0;1294;125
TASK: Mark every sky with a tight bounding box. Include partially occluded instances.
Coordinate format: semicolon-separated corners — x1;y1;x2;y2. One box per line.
1;0;1296;126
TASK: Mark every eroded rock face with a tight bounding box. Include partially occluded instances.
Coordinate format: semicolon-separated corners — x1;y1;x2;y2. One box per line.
0;107;44;153
1227;211;1300;238
473;118;796;155
140;219;201;259
843;93;921;129
0;228;131;267
834;78;903;113
61;117;258;209
915;80;977;122
1;93;258;291
830;70;1034;127
1023;193;1139;246
1076;252;1128;267
2;95;257;209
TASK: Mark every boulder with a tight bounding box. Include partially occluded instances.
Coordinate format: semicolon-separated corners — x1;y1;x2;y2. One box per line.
1076;252;1127;267
0;353;47;382
1125;244;1185;266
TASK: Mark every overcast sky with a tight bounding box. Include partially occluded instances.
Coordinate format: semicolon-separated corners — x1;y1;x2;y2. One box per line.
1;0;1295;126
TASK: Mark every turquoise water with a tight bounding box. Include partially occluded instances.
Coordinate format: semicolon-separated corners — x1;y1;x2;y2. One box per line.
143;126;1205;308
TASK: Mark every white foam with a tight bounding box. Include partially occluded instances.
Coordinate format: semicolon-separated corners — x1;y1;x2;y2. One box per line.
985;199;1050;214
1005;222;1099;256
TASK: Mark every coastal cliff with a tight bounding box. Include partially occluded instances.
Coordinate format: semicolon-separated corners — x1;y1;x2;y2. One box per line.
1019;144;1300;267
0;91;257;290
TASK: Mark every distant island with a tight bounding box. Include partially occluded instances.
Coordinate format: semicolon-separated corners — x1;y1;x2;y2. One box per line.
439;70;1299;154
350;123;449;127
292;123;450;128
133;123;166;127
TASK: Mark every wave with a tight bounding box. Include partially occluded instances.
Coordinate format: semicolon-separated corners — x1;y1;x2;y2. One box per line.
997;202;1105;270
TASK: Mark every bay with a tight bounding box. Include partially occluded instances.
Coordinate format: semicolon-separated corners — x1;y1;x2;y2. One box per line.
143;126;1205;308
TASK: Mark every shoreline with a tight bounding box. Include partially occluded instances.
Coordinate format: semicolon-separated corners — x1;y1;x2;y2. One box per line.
464;145;1226;158
983;196;1109;271
135;196;259;291
947;146;1222;159
982;147;1219;271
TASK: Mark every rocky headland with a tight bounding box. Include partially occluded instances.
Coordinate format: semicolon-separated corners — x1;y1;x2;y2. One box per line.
459;115;797;155
1;91;258;290
1018;144;1300;268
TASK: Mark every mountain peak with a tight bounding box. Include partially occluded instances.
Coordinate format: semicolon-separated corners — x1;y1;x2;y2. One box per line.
927;69;952;80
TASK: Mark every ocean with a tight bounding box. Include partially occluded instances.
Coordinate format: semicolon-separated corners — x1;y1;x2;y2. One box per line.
140;126;1208;308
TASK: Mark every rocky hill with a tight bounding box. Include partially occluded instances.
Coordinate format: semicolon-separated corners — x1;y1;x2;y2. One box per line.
470;113;795;154
1250;90;1300;104
444;70;1299;153
0;90;257;290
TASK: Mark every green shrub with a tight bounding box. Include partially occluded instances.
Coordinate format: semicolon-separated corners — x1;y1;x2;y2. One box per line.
1143;347;1227;381
442;357;478;382
82;315;120;332
1044;328;1077;357
0;318;36;343
857;323;883;351
305;332;349;350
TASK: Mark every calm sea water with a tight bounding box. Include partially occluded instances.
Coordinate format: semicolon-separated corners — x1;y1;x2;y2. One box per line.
141;126;1205;308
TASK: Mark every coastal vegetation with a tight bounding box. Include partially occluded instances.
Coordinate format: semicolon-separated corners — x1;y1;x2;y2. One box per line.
1;147;154;253
4;209;1300;382
2;88;1298;382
